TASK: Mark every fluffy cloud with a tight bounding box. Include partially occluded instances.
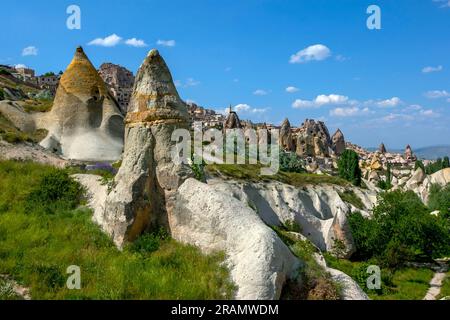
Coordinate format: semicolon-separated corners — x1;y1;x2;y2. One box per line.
22;46;38;56
253;89;268;96
157;39;176;47
375;97;402;108
125;38;148;48
286;86;299;93
422;65;443;73
330;107;370;117
233;104;267;114
88;34;122;47
424;90;450;99
292;94;349;109
289;44;331;64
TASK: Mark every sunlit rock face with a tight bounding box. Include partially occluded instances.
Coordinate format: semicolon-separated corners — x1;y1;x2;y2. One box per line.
39;47;124;161
103;49;193;247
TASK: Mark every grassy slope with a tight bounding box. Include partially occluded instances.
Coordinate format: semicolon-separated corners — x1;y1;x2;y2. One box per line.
206;164;349;187
0;161;234;300
439;273;450;299
325;256;434;300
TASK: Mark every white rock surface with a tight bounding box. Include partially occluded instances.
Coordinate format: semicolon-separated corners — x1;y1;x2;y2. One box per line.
171;178;301;300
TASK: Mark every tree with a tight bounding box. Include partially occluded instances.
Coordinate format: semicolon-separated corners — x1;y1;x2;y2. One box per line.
443;156;450;169
415;160;425;172
386;163;392;190
338;149;362;186
280;152;305;173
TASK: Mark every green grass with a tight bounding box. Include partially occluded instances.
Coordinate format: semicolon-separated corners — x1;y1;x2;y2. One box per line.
206;164;349;188
0;114;47;143
22;99;53;113
0;161;235;300
324;255;434;300
439;272;450;299
338;189;365;210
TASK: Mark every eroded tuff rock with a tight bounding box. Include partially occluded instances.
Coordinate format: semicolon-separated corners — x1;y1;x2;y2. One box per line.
38;47;124;161
224;109;242;129
207;178;377;258
172;178;301;300
280;118;295;152
294;119;332;158
331;129;345;156
103;49;194;247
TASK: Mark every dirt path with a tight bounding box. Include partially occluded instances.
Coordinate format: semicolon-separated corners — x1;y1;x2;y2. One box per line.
423;261;448;300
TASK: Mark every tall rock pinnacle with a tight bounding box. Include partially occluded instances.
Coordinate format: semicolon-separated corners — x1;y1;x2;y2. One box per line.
103;49;194;247
280;118;295;152
39;46;124;160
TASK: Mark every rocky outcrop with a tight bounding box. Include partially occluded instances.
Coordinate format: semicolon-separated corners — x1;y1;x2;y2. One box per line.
280;118;295;152
294;119;331;158
379;143;387;154
39;47;124;161
103;49;194;247
331;129;345;156
0;101;36;133
98;63;134;115
172;178;300;300
405;144;416;162
207;178;377;258
224;109;242;129
404;168;450;203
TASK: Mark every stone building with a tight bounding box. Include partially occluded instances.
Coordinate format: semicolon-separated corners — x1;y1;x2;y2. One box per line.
98;63;135;115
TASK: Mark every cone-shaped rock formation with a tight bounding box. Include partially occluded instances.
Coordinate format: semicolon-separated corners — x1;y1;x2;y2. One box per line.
39;47;124;160
331;129;346;156
103;49;194;247
280;118;295;152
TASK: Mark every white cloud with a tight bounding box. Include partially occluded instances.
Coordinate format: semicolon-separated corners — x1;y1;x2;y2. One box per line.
376;97;402;108
157;39;176;47
419;109;439;117
381;113;414;123
14;64;27;69
88;34;122;47
125;38;148;48
292;94;349;109
330;107;370;117
176;78;200;88
234;104;267;114
289;44;331;64
335;55;348;62
286;86;299;93
422;65;443;73
22;46;38;56
253;89;268;96
433;0;450;8
424;90;450;99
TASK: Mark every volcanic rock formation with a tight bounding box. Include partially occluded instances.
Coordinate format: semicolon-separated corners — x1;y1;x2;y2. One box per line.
102;49;194;247
331;129;345;156
295;119;332;157
405;144;417;161
224;109;242;130
379;143;387;154
280;118;295;152
39;47;124;161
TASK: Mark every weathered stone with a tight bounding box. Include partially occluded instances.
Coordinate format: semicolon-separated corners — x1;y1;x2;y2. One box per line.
280;118;295;151
404;144;417;161
103;49;194;247
379;143;387;154
224;109;242;129
39;47;124;161
331;129;345;156
294;119;331;157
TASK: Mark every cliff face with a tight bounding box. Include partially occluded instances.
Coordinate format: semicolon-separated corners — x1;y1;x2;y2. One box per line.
39;47;124;161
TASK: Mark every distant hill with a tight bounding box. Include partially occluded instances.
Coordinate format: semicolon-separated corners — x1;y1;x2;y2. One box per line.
366;145;450;160
414;146;450;160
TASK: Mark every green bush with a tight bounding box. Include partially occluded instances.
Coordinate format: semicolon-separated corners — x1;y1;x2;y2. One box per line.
280;152;305;173
25;169;83;215
129;228;169;255
338;149;362;186
428;184;450;218
425;157;450;175
414;160;425;172
348;190;450;267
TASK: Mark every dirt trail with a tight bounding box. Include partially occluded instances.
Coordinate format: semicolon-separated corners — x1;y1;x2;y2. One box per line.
423;261;448;300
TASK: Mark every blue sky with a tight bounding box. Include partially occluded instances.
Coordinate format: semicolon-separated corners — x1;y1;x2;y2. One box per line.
1;0;449;149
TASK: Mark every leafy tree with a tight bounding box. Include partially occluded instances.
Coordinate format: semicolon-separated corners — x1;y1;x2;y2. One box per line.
414;160;425;172
428;184;450;218
338;149;362;186
443;156;450;169
280;152;305;173
349;190;450;267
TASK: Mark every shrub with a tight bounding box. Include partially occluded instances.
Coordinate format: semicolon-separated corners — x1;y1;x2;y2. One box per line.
338;149;362;186
349;190;450;268
280;152;305;173
25;169;83;215
129;228;169;255
284;219;302;233
414;160;425;172
428;184;450;218
425;157;450;175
